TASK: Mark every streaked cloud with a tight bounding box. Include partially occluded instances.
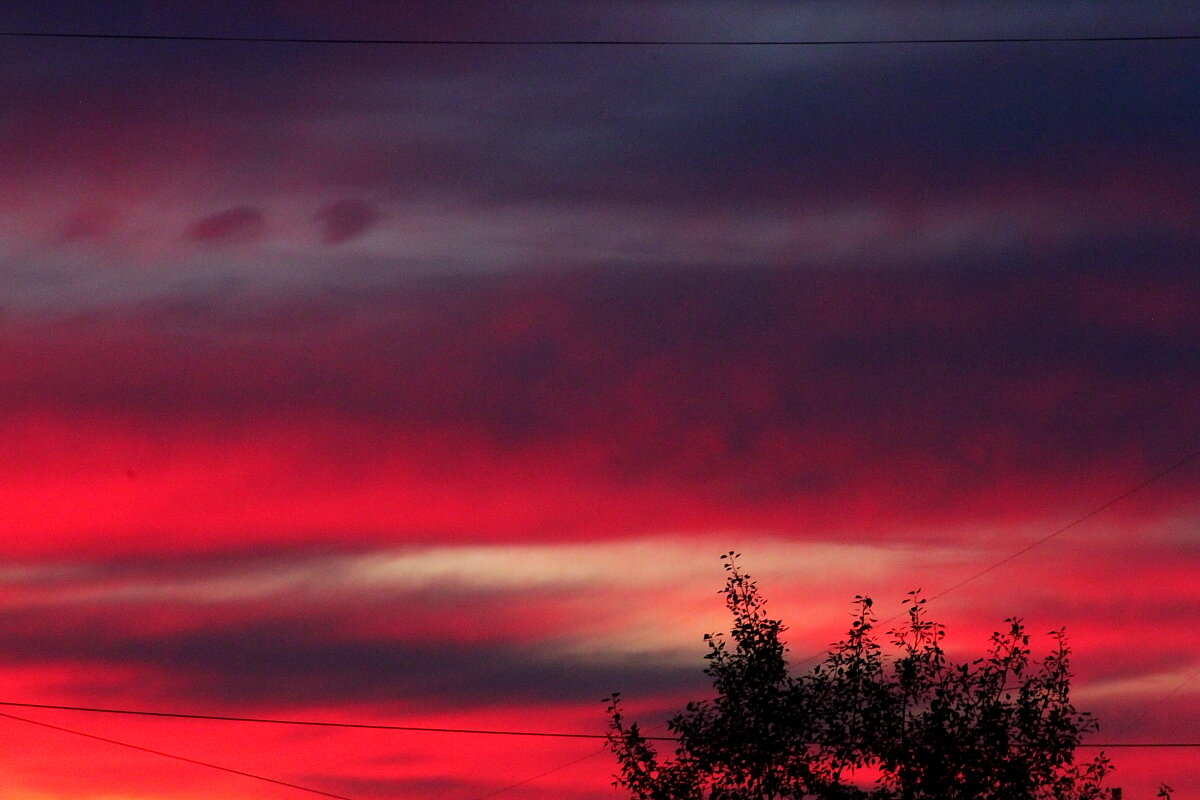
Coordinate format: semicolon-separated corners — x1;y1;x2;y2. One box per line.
188;207;266;243
0;2;1196;798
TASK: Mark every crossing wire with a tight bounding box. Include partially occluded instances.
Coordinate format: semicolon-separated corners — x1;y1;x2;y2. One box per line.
1111;665;1200;738
925;445;1200;605
783;441;1200;667
470;747;607;800
1;700;1197;747
0;700;673;739
0;710;361;800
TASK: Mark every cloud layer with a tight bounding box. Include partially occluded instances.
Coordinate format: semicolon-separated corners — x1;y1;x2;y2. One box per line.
0;2;1197;799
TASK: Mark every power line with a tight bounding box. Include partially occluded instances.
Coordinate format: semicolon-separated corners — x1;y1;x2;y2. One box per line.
1111;664;1200;738
469;747;607;800
1;30;1199;46
3;700;1198;748
0;700;675;740
925;444;1200;604
0;710;361;800
788;442;1200;670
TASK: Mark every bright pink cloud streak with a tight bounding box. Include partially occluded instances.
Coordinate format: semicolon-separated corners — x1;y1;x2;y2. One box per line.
0;522;1194;797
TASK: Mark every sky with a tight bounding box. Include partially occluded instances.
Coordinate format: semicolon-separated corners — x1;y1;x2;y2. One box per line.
0;1;1197;798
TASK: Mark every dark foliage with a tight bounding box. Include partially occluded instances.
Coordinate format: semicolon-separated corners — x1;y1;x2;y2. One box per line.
607;553;1112;799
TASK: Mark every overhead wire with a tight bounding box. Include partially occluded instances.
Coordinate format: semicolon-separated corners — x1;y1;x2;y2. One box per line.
786;440;1200;669
468;747;608;800
923;446;1200;606
1111;665;1200;738
0;710;361;800
2;700;1196;747
927;440;1200;740
0;700;672;740
1;30;1199;46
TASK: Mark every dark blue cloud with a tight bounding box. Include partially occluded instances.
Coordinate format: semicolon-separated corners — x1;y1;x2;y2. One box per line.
5;6;1195;210
0;230;1195;526
0;604;703;710
597;44;1200;205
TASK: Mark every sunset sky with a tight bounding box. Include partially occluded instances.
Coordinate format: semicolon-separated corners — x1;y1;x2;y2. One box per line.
1;2;1198;798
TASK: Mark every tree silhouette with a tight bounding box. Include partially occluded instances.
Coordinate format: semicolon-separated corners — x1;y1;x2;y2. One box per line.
607;553;1112;799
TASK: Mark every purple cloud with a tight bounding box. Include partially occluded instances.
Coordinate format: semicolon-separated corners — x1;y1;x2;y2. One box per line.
189;207;266;243
315;199;382;245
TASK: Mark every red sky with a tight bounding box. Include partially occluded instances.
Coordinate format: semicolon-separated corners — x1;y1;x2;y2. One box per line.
0;3;1198;799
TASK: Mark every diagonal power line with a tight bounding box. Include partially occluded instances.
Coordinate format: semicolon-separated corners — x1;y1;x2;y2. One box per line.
1111;664;1200;738
469;747;608;800
0;711;361;800
787;442;1200;668
925;445;1200;604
